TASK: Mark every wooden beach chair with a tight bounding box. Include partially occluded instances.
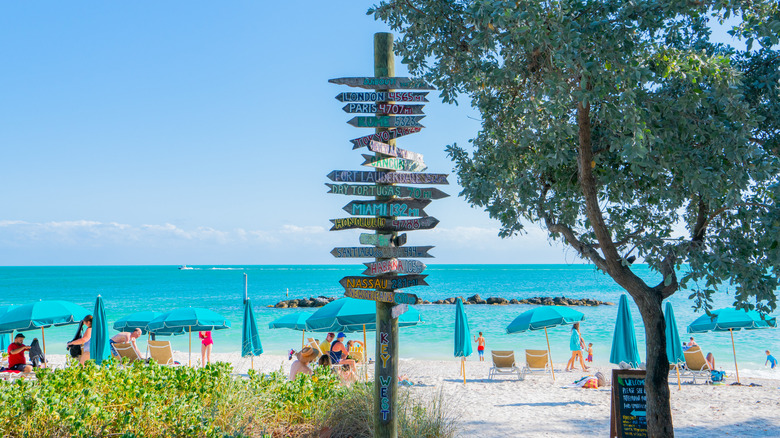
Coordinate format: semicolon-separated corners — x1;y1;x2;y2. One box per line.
521;349;552;379
488;350;522;380
113;342;143;363
681;346;711;384
148;340;180;366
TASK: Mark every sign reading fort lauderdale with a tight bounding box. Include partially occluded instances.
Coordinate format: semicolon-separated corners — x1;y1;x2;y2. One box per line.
330;246;434;259
350;127;421;149
329;217;440;231
326;183;449;200
336;91;429;103
329;77;435;90
339;274;428;290
327;170;448;185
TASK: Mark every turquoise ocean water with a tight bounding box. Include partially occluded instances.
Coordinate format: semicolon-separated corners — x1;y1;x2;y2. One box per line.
1;265;776;372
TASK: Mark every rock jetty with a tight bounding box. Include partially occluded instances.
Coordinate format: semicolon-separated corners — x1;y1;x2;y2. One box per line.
270;294;612;308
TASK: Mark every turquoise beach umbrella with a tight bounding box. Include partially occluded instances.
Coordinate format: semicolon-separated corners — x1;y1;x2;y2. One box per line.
688;307;777;383
505;305;585;382
148;307;231;366
305;298;422;333
664;302;684;365
269;312;313;349
610;295;641;368
0;300;90;356
90;296;111;366
241;298;263;359
454;298;471;384
113;311;162;335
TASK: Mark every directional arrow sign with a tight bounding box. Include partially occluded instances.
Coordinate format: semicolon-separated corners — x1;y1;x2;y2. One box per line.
339;274;428;290
336;91;429;103
362;154;427;172
329;217;440;232
329;77;435;90
630;411;647;417
342;103;425;115
327;170;448;185
344;199;431;217
326;183;449;200
347;116;425;128
359;233;407;247
344;288;419;305
368;140;424;162
350;127;421;149
331;246;433;258
363;259;427;276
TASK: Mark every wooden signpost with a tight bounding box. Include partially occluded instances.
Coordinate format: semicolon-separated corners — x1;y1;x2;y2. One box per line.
343;199;431;217
329;77;434;90
343;103;425;115
362;154;427;172
327;170;448;185
326;183;449;200
331;246;434;259
350;127;422;149
368;140;424;162
359;233;407;247
336;91;429;103
347;116;425;128
328;32;448;438
610;369;648;437
339;274;428;290
329;217;440;232
362;259;427;276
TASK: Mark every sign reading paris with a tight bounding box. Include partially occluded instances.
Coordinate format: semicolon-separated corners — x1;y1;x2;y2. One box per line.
343;103;425;115
329;77;435;90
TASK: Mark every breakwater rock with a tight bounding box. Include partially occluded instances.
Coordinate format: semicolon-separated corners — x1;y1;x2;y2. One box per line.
270;294;613;308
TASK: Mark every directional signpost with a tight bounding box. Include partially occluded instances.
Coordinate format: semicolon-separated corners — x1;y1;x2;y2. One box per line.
327;32;448;438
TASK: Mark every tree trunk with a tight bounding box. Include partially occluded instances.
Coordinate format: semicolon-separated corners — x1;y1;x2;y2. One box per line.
630;285;674;437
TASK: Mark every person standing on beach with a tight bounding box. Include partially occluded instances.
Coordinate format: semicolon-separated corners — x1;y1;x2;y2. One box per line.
565;322;588;372
766;350;778;369
586;343;593;363
199;331;213;365
67;315;92;366
473;332;486;361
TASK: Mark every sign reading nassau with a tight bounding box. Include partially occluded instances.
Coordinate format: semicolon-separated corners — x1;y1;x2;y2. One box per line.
327;170;448;185
368;140;424;163
326;183;449;200
339;274;428;290
343;199;431;217
330;246;433;259
362;154;427;172
348;116;425;128
344;288;419;305
350;127;421;149
329;217;440;232
343;103;425;115
363;259;427;276
329;77;435;90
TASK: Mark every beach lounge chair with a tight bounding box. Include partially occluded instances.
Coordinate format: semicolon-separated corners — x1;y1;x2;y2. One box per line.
681;346;711;384
148;340;180;366
488;350;522;380
521;349;552;379
113;342;143;363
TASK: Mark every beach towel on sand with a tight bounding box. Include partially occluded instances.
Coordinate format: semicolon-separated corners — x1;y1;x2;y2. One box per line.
563;376;599;389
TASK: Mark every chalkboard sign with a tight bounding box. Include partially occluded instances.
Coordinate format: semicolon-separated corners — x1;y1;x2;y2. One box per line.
610;369;647;437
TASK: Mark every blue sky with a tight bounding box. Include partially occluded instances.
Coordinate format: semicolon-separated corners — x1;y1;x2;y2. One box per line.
0;2;742;266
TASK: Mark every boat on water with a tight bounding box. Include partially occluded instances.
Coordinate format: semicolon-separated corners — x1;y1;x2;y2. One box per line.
178;265;193;270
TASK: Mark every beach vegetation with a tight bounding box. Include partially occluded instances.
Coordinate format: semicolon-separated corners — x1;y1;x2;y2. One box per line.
370;1;780;436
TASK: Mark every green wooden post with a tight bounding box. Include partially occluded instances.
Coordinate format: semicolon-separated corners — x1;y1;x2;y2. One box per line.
374;32;399;438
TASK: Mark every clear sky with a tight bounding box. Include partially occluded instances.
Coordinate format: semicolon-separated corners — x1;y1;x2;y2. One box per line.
0;2;741;266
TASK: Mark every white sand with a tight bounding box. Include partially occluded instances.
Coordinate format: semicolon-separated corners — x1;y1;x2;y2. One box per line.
46;351;780;437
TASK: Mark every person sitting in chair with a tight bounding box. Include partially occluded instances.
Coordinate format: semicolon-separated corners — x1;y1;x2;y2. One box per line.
7;333;33;373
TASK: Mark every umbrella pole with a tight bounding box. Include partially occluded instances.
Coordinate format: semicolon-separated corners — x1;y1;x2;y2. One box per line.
301;330;305;349
730;328;740;384
544;327;555;382
462;357;466;384
41;327;46;357
189;326;192;367
146;333;150;358
363;324;368;381
675;364;681;390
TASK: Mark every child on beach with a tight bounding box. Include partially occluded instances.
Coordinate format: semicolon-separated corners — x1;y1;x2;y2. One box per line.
586;343;593;363
473;332;485;361
766;350;778;369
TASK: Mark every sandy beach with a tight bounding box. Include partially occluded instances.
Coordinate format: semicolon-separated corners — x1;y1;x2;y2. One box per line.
45;351;780;437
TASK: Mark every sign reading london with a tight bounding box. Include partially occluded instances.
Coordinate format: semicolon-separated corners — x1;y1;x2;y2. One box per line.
326;183;449;200
331;246;434;259
336;91;429;103
327;170;448;185
350;128;421;149
329;217;440;232
329;77;435;90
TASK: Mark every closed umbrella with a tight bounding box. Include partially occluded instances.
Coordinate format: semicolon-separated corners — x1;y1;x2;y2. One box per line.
664;302;685;390
0;305;15;351
148;307;231;366
610;295;641;368
269;312;314;349
242;298;263;368
90;296;111;366
506;305;585;382
0;300;90;356
454;298;472;384
688;307;777;383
